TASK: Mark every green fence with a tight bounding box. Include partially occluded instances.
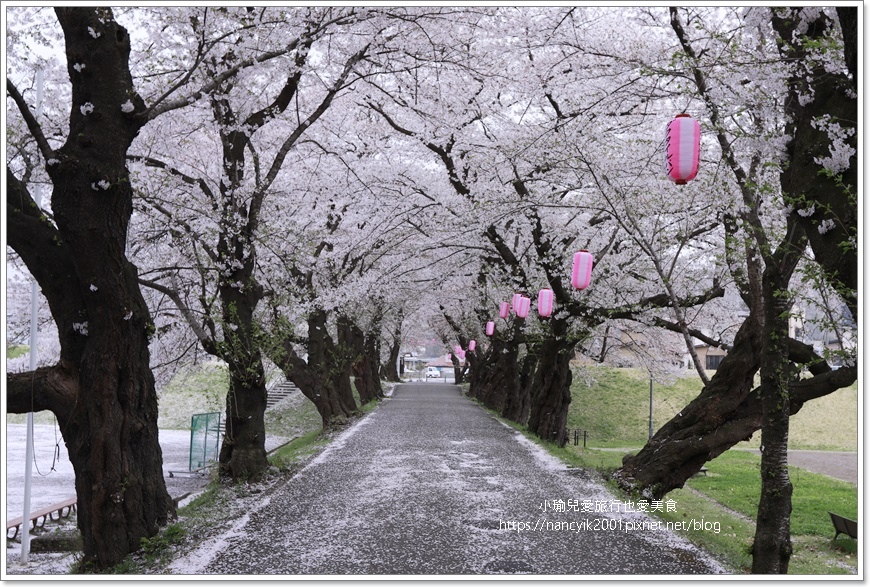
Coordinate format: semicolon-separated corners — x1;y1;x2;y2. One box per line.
189;412;222;471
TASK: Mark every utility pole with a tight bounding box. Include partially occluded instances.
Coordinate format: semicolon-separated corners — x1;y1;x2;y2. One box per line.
20;69;44;565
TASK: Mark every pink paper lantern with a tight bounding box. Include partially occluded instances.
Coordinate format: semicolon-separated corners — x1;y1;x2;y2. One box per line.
458;349;466;360
572;250;594;290
538;288;554;317
665;113;700;185
512;293;523;314
516;296;531;318
499;302;510;319
468;340;476;351
485;321;495;336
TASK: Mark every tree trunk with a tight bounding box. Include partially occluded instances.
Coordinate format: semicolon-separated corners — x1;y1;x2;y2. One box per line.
526;335;574;447
613;316;763;498
349;320;384;405
771;8;858;322
382;312;403;382
270;310;359;428
472;322;522;415
751;271;795;573
216;284;269;480
4;8;174;569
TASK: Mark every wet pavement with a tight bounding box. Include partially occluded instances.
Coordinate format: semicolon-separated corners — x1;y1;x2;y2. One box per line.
170;383;726;576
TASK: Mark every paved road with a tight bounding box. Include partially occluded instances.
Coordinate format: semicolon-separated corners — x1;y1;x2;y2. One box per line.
171;383;725;576
772;451;857;486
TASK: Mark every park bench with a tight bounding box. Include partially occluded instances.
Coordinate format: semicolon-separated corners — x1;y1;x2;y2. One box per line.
6;496;77;541
829;512;857;540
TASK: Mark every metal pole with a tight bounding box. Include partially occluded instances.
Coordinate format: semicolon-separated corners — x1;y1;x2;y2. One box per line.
648;371;654;440
21;69;44;565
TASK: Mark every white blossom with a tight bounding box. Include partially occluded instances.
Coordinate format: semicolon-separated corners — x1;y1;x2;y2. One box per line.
121;100;135;113
73;63;85;72
811;115;856;174
72;322;89;336
88;26;101;39
89;284;98;292
817;218;836;234
124;310;133;320
80;102;94;115
46;158;59;166
797;205;815;217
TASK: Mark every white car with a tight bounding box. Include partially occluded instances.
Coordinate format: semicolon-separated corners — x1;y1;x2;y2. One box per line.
426;367;441;378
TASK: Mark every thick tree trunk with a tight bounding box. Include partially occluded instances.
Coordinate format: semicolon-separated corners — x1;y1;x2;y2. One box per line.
4;8;174;569
613;316;763;498
526;336;574;447
270;310;359;428
472;322;522;415
350;322;384;405
216;285;269;480
771;8;858;321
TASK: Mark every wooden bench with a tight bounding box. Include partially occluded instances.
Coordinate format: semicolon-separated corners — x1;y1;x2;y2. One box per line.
6;497;77;541
829;511;858;540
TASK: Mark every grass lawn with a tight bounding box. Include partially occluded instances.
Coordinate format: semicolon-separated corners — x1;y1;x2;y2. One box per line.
568;365;858;452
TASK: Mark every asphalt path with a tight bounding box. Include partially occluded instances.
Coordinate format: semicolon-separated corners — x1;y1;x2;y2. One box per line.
172;383;725;576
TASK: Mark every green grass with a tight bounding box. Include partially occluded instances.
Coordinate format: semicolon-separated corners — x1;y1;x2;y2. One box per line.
688;450;857;538
568;366;858;452
570;366;714;448
7;344;29;359
268;429;330;469
157;363;228;430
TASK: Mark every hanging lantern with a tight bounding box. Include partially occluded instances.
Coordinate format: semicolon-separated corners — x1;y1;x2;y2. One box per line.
499;302;510;319
664;113;700;185
538;288;554;317
572;250;594;290
512;293;523;314
485;321;495;336
516;296;531;318
458;349;466;360
468;340;476;351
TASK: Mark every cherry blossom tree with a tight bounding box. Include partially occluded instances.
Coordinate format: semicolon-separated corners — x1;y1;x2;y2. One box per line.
607;7;857;573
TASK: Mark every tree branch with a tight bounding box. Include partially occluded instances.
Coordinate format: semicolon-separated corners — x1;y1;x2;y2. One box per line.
6;77;55;162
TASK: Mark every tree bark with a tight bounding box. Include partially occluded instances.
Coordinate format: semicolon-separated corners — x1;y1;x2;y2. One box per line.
348;319;384;405
382;311;403;382
751;259;796;573
771;8;858;322
471;320;522;415
216;283;269;480
6;8;174;569
270;310;360;427
526;332;574;447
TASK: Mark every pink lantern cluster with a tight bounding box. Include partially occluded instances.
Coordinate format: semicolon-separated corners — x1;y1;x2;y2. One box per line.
483;249;596;338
